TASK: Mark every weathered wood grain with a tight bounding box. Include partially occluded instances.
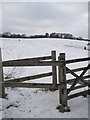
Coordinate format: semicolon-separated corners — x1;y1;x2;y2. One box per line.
5;72;52;83
58;53;67;107
4;82;63;89
66;57;90;64
52;51;57;86
2;60;62;67
68;90;88;100
67;84;88;92
0;48;5;98
66;66;90;73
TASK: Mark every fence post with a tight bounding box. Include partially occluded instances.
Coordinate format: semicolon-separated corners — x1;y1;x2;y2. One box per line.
58;53;67;107
0;48;5;98
51;51;57;87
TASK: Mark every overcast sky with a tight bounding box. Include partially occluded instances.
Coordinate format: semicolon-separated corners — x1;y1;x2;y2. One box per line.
1;2;88;38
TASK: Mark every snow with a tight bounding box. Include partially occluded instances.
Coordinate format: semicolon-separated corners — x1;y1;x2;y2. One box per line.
0;38;89;118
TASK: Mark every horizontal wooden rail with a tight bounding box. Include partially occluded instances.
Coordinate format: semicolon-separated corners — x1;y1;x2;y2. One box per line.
5;72;52;83
67;90;89;100
4;82;54;88
66;66;90;73
4;82;63;89
3;57;90;67
66;57;90;64
67;75;90;85
2;61;62;67
67;84;88;92
3;56;52;63
2;56;52;66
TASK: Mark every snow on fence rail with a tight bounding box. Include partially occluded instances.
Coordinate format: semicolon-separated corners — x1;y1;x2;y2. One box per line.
0;48;90;111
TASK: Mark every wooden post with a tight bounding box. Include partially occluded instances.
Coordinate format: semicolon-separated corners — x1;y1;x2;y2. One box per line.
58;53;67;107
51;51;57;87
0;48;5;98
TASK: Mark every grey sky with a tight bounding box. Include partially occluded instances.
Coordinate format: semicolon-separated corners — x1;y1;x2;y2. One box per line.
1;2;88;38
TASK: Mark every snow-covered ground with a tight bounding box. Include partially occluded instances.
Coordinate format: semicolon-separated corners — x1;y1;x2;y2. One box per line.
0;38;89;118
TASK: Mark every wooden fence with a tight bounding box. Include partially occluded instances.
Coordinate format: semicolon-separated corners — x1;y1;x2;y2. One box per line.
0;48;90;110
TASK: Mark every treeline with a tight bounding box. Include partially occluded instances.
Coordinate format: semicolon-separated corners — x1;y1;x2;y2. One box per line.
0;32;49;38
0;32;89;41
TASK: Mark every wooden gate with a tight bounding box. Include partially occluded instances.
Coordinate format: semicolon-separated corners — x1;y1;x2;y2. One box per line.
58;53;90;107
0;48;90;111
0;49;58;98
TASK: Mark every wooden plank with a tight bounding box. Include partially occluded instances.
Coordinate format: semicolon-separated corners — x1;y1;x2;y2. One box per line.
66;57;90;64
66;67;88;87
67;75;90;85
58;53;67;107
4;56;90;66
4;82;51;88
66;65;89;94
3;56;52;63
66;67;88;79
3;57;90;67
5;72;52;83
67;84;88;93
67;90;88;100
2;61;62;67
0;48;5;98
4;57;90;67
51;51;57;86
4;82;62;89
80;64;90;77
88;80;90;87
0;60;2;97
66;66;90;73
66;67;81;93
4;82;53;88
2;56;52;67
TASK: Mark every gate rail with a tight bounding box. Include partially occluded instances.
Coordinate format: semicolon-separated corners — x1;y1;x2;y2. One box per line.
0;48;90;110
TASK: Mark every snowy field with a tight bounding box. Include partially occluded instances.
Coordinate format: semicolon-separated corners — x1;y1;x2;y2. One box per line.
0;38;89;118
